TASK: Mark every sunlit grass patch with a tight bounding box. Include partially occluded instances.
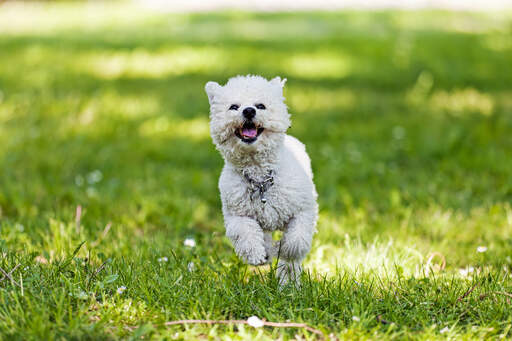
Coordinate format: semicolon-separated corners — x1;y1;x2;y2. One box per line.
309;200;512;280
76;92;160;122
287;86;356;113
406;73;496;116
390;10;511;34
81;47;227;80
139;116;210;140
284;51;352;79
429;88;495;116
307;236;425;278
0;2;159;34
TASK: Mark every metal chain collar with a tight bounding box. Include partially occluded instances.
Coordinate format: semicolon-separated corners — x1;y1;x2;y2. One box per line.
242;169;274;204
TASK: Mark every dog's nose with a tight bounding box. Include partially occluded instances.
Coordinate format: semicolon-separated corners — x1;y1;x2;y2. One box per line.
242;107;256;120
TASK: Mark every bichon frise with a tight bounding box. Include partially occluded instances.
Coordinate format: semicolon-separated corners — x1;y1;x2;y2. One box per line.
205;75;318;285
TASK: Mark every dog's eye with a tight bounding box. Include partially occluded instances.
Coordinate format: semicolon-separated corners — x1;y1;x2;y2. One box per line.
255;104;266;110
229;104;239;111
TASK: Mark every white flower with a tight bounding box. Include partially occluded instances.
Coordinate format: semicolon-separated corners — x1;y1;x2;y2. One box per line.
440;327;450;334
116;286;126;294
187;262;195;272
75;175;84;186
459;266;475;277
477;246;487;253
158;257;168;263
247;316;264;328
184;238;196;248
87;170;103;184
352;316;360;322
71;290;88;300
392;126;405;139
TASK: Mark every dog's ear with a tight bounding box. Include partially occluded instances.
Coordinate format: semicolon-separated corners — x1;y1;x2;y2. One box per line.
270;76;287;89
205;81;222;105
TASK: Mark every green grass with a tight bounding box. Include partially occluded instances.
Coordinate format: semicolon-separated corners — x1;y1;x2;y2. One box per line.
1;2;512;339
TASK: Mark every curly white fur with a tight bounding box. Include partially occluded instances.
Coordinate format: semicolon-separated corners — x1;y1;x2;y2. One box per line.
205;75;318;285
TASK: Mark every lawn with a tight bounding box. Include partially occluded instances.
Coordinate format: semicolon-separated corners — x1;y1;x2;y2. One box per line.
0;2;512;339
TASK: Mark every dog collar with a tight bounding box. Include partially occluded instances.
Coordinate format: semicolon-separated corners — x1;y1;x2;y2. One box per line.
242;169;274;204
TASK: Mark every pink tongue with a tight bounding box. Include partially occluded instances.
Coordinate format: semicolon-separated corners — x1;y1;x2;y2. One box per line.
242;127;258;138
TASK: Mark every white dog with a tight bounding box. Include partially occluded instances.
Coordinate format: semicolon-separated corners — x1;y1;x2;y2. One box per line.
205;75;318;284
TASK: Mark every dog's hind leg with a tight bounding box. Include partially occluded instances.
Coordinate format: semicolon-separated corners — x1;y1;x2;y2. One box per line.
263;231;278;264
277;259;303;286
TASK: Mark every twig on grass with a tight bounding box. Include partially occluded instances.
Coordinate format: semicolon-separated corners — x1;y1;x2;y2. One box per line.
0;264;21;287
87;259;110;288
164;319;324;338
92;259;109;277
457;282;479;302
90;222;112;247
425;252;446;276
0;263;20;282
479;291;512;304
75;205;82;234
495;291;512;299
376;315;394;325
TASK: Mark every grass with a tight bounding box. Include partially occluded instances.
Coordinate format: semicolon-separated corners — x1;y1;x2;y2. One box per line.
0;2;512;339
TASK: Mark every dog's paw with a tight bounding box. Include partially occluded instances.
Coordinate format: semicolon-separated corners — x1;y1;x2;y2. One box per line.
235;240;268;266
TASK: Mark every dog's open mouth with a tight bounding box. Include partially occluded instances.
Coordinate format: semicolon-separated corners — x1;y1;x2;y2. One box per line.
235;121;264;144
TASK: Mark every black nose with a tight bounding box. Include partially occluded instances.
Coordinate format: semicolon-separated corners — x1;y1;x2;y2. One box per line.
242;107;256;120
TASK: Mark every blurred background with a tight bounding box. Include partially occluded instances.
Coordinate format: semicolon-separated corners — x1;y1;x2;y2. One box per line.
141;0;512;11
0;0;511;279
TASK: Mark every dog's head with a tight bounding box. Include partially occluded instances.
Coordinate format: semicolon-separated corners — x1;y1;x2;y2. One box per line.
205;75;290;163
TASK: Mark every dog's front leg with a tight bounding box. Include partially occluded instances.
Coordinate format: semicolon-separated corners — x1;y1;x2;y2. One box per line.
225;215;268;266
279;210;316;261
277;209;316;284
